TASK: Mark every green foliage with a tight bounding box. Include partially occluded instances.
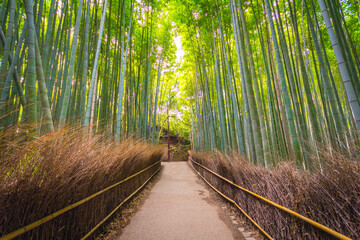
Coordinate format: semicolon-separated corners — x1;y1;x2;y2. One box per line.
0;0;359;168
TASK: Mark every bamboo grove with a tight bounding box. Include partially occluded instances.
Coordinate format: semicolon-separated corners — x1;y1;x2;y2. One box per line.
171;0;360;169
1;0;360;170
0;0;177;142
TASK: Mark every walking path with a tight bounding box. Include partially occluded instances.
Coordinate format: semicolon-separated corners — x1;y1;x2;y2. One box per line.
118;162;246;240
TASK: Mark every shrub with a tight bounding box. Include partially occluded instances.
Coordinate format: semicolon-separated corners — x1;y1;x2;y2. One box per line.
189;150;360;239
0;126;165;239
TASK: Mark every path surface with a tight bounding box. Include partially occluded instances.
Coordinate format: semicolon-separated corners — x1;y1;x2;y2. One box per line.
118;162;245;240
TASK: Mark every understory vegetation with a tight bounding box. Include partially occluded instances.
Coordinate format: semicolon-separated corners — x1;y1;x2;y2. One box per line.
0;126;165;239
189;150;360;239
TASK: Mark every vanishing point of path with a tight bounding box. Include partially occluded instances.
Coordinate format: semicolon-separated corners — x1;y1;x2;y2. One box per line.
118;162;248;240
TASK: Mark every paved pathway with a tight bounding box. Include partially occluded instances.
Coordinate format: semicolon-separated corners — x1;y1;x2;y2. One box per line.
118;162;245;240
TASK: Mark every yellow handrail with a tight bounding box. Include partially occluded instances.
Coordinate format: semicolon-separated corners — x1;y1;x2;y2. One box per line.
0;161;160;240
81;166;160;239
188;161;274;239
189;157;352;240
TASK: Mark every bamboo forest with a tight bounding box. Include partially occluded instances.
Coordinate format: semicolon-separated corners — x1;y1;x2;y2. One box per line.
0;0;359;239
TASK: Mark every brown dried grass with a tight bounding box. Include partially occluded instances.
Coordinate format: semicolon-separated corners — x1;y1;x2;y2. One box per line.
189;150;360;239
0;125;165;239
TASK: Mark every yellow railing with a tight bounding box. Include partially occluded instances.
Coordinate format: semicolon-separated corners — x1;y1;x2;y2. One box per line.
189;157;352;240
0;161;161;240
81;167;160;239
188;160;274;239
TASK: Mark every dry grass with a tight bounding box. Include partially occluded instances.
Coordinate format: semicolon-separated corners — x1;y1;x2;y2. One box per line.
189;150;360;239
0;125;165;239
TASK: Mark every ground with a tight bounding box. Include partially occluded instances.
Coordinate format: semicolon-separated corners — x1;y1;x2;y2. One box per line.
101;162;263;240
